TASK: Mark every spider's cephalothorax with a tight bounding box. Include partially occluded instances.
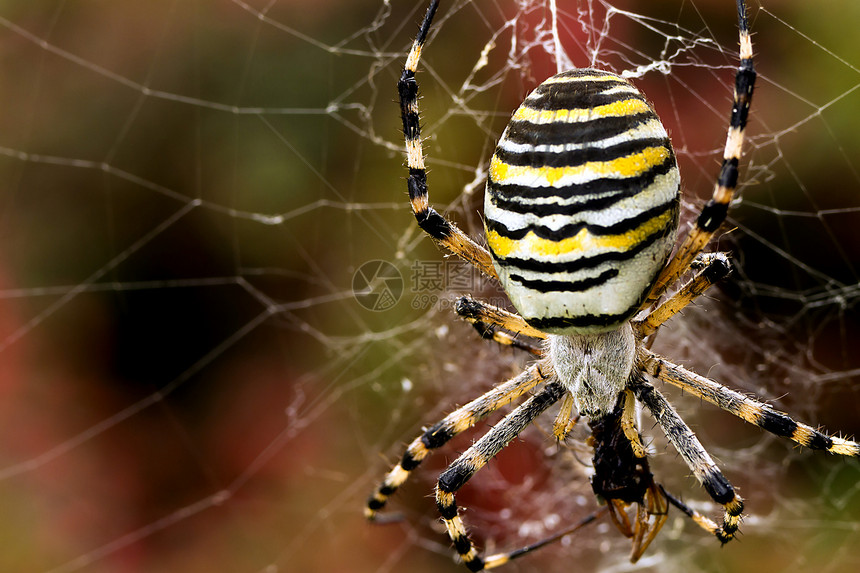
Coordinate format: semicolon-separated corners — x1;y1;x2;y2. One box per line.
485;69;680;335
547;324;635;418
367;1;860;570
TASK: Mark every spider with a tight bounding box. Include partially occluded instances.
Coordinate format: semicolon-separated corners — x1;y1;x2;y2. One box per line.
366;1;860;569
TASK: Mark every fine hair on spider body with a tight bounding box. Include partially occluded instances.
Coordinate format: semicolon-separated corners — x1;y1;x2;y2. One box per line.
365;1;860;570
547;325;635;418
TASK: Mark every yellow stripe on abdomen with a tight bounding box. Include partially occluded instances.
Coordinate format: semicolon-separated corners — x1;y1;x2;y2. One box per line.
511;97;653;125
487;208;676;259
489;145;671;187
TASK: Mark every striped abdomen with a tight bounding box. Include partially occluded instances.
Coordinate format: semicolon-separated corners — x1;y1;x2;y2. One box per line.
485;69;680;334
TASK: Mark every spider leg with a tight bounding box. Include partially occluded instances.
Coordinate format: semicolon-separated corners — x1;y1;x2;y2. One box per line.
436;382;565;571
452;295;573;441
366;362;549;522
400;0;497;279
646;0;755;304
481;507;607;570
454;296;546;355
641;349;860;457
637;253;731;336
454;296;546;340
628;374;744;543
468;321;543;355
661;486;728;539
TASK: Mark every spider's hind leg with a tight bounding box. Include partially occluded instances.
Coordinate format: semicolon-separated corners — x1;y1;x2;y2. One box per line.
435;382;565;570
642;349;860;457
366;363;548;522
629;374;744;543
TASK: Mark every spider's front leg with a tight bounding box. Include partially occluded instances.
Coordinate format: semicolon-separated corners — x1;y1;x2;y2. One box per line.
646;0;756;304
399;0;497;279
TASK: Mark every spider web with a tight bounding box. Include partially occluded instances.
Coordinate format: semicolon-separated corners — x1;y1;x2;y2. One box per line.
1;1;859;572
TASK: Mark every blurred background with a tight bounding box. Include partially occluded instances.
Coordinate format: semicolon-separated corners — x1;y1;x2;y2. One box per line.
0;1;859;572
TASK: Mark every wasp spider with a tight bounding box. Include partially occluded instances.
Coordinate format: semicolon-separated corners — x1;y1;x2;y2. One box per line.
366;1;860;569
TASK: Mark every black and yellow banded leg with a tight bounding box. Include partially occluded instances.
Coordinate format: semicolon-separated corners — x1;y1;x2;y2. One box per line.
435;382;565;570
454;296;546;355
482;508;607;569
637;253;732;336
641;349;860;457
629;375;744;543
399;0;497;279
366;362;549;522
647;0;755;304
465;318;544;356
661;486;729;540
